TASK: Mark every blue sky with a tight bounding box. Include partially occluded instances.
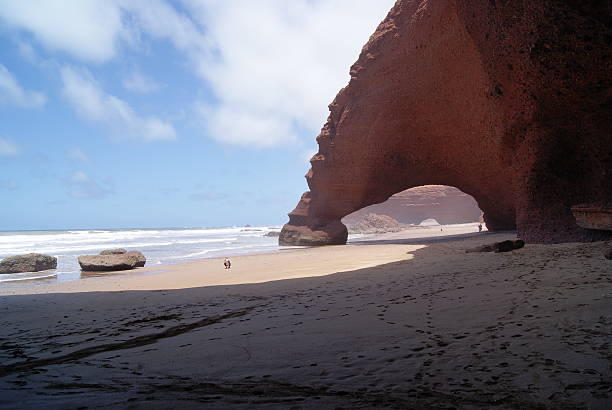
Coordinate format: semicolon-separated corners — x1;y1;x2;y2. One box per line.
0;0;393;230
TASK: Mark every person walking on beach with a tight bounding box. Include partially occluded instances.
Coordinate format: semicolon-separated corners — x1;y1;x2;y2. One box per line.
478;223;483;232
224;257;231;269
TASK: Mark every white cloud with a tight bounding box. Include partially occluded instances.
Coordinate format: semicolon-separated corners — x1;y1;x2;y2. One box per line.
119;0;211;56
61;66;176;142
183;0;395;147
0;0;210;64
0;0;123;62
122;70;160;94
0;0;394;147
66;146;90;162
0;137;20;156
65;170;113;199
0;64;46;108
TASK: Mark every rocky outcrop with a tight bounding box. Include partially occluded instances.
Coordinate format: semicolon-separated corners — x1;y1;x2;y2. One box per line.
79;250;146;272
571;204;612;231
343;185;481;226
466;240;525;253
125;251;146;267
347;213;408;234
281;0;611;246
100;248;127;255
0;253;57;274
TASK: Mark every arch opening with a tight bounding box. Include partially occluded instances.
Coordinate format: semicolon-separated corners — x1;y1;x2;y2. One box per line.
341;185;484;234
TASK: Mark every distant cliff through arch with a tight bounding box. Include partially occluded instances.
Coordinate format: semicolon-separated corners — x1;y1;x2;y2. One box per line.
342;186;482;227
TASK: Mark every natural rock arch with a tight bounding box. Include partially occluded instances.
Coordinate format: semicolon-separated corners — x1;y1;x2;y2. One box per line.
280;0;611;246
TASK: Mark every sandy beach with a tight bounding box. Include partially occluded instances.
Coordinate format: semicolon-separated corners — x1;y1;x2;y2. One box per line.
0;229;610;408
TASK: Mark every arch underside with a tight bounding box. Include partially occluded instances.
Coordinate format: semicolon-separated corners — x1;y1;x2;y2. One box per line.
280;0;612;246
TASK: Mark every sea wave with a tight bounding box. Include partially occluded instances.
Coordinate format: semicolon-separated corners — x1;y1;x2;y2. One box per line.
0;272;58;282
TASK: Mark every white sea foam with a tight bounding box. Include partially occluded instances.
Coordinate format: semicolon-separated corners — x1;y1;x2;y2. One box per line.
0;272;57;283
0;226;285;286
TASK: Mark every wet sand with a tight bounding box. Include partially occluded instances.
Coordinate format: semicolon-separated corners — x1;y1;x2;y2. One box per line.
0;229;610;409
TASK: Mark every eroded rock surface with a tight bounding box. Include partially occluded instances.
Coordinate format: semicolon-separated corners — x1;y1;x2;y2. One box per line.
78;253;143;272
281;0;611;245
125;251;146;268
100;248;127;255
572;204;612;231
0;253;57;274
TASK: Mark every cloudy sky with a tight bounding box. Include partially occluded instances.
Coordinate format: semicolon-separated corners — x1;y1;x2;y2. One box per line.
0;0;394;230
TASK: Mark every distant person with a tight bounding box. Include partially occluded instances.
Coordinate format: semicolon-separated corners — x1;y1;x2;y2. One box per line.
224;257;231;269
478;223;483;232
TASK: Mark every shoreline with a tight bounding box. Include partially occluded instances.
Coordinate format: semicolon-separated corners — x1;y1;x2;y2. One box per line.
0;223;486;296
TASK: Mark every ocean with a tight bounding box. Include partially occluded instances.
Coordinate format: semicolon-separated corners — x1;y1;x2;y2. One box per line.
0;226;294;284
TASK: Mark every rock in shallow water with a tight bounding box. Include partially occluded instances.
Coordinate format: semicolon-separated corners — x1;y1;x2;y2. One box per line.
78;253;144;272
0;253;57;274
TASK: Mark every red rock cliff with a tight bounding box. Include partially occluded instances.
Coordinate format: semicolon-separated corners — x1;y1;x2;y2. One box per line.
280;0;612;246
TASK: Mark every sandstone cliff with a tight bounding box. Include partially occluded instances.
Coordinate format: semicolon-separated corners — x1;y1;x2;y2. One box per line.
280;0;612;246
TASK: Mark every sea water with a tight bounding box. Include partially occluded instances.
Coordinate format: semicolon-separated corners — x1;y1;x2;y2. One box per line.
0;226;292;284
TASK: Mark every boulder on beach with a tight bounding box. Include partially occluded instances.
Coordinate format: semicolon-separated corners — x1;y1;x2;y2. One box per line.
99;248;127;255
94;249;146;268
125;250;146;267
78;252;144;272
0;253;57;274
466;240;525;253
264;231;281;237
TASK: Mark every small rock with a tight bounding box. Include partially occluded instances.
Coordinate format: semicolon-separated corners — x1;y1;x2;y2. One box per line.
466;239;525;253
264;231;281;237
0;253;57;274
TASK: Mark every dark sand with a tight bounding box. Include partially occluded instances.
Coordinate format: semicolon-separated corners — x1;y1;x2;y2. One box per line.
0;232;610;409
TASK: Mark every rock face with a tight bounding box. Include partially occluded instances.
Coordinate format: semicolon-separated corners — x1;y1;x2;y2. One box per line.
100;248;128;255
79;250;146;272
343;186;481;226
125;251;146;267
0;253;57;274
348;213;407;234
280;0;612;246
571;204;612;231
